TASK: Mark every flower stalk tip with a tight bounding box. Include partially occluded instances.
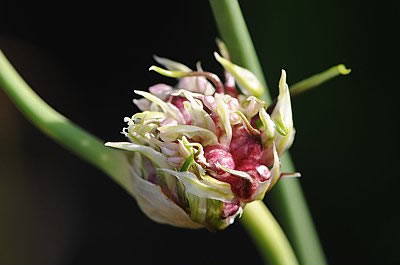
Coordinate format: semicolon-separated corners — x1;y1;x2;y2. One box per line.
337;64;351;75
290;64;352;97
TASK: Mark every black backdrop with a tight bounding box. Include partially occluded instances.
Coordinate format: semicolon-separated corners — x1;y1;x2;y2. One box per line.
0;1;398;265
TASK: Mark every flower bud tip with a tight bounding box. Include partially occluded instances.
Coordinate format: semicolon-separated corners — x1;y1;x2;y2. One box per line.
104;142;116;147
213;51;222;61
281;69;287;80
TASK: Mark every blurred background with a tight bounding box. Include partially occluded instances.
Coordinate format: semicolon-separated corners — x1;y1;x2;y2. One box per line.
0;1;398;264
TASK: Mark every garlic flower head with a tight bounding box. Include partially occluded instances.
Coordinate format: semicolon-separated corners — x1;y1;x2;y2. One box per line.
105;44;297;230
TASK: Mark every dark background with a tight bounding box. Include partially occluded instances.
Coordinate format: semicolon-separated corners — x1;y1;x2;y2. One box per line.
0;1;398;265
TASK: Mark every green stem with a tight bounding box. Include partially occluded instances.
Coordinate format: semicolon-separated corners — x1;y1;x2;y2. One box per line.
209;1;327;264
290;64;351;97
272;154;327;265
0;50;134;197
242;201;299;265
209;0;268;92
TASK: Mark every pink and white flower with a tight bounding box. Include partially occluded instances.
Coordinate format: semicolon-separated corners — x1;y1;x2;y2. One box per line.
106;44;297;230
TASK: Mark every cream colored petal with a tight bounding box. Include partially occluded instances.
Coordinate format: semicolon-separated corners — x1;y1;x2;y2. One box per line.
134;90;185;124
153;55;192;72
271;70;295;155
214;52;264;97
215;93;232;147
105;142;172;169
132;171;202;229
158;125;218;147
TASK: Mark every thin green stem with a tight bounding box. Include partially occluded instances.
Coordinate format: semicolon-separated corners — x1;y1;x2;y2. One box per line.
241;201;299;265
209;1;328;264
0;50;134;197
290;64;351;97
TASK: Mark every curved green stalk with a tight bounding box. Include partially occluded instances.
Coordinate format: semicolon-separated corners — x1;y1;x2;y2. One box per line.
209;1;327;264
0;50;134;197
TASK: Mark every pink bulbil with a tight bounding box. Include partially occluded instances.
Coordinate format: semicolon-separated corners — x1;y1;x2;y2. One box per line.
205;125;270;201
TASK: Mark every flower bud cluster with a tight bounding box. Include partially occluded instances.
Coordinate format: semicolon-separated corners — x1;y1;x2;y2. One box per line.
106;44;297;230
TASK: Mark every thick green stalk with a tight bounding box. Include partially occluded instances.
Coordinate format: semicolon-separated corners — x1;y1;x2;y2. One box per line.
272;154;327;265
208;0;268;92
0;50;134;197
242;202;299;265
209;1;327;264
